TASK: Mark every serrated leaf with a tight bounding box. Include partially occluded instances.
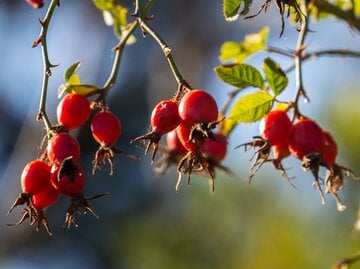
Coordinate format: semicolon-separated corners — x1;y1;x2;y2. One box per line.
65;61;81;83
262;57;288;96
214;64;265;89
220;27;269;63
220;41;246;63
223;0;241;21
58;84;99;98
222;92;274;135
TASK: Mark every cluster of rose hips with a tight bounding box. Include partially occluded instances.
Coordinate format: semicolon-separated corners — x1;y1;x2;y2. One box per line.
131;89;228;192
8;93;125;235
240;109;357;211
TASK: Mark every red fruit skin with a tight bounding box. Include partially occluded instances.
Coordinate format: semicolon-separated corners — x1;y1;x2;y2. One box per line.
176;124;197;152
151;100;180;135
288;119;326;160
50;164;85;197
259;110;292;146
322;131;338;167
199;133;227;164
91;111;122;146
272;143;291;161
26;0;44;9
57;93;91;130
21;160;51;195
178;90;218;126
47;133;81;165
166;129;188;155
32;183;60;210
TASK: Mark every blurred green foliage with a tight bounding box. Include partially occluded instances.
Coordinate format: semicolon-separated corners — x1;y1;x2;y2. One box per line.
107;176;360;268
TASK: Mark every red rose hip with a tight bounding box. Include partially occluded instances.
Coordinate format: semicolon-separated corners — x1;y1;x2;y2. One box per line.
57;93;91;130
199;133;227;164
288;119;326;160
178;90;218;126
47;133;81;165
151;100;180;135
321;131;338;167
91;111;122;146
259;110;292;146
21;160;51;195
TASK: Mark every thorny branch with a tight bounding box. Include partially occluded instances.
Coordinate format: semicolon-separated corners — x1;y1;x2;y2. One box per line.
35;0;60;136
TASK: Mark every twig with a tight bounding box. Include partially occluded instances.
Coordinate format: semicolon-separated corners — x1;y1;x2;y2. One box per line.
134;0;190;92
267;46;294;58
99;21;139;102
293;0;310;116
284;49;360;73
311;0;360;31
332;250;360;268
35;0;60;136
97;0;156;104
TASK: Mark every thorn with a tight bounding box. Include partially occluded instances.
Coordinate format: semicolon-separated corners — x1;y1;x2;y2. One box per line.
49;63;60;68
36;112;43;121
38;17;46;27
32;37;42;48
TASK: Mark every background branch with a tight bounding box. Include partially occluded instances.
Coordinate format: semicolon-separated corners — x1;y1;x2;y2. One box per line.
311;0;360;31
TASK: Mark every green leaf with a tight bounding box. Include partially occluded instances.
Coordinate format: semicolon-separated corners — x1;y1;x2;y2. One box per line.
92;0;114;11
58;84;99;98
355;0;360;15
214;64;265;89
219;27;269;63
92;0;128;38
67;74;81;86
223;0;241;21
111;5;128;37
262;57;288;96
65;61;81;83
223;92;274;134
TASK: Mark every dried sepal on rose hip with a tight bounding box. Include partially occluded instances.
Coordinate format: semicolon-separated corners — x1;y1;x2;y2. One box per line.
131;99;181;161
244;0;304;37
238;109;294;185
321;131;359;211
91;109;137;175
8;160;59;235
198;133;232;179
153;129;188;176
50;162;107;228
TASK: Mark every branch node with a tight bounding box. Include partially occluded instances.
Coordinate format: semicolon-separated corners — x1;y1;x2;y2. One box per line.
163;47;172;58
